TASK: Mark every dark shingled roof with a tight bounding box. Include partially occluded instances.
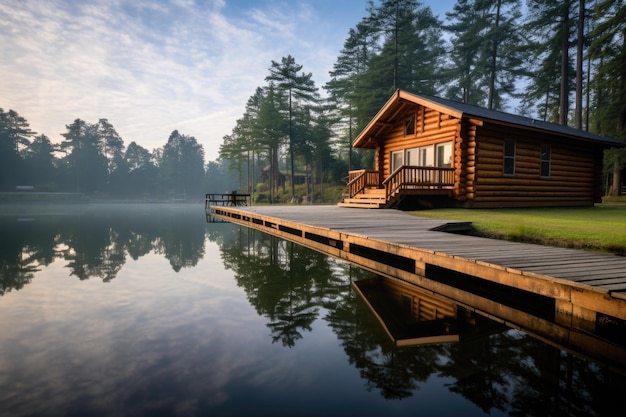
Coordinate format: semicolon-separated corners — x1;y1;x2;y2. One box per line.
407;91;625;147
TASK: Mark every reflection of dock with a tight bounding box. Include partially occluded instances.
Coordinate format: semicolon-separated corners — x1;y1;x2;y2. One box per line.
353;277;505;347
208;205;626;350
355;274;626;373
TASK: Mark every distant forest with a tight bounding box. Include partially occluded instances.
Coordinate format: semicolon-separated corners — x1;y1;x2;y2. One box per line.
2;0;625;200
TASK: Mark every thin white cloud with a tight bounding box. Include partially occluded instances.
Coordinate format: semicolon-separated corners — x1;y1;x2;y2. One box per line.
0;0;372;161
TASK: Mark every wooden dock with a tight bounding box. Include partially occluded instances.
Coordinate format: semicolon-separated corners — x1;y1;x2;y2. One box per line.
208;205;626;334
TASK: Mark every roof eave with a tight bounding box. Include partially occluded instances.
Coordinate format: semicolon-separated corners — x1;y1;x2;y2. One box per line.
352;90;464;149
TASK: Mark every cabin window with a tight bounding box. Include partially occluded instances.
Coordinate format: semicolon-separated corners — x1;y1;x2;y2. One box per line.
419;146;434;167
391;150;404;173
405;148;419;166
436;142;452;167
404;116;415;136
540;144;551;177
504;139;516;176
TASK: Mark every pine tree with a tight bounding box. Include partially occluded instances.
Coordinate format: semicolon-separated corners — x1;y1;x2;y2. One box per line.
0;108;34;190
522;0;576;123
444;0;527;109
444;0;490;105
589;0;626;195
265;55;319;200
59;119;107;193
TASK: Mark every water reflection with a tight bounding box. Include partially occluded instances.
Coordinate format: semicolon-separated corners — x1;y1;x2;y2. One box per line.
0;204;625;417
0;204;206;292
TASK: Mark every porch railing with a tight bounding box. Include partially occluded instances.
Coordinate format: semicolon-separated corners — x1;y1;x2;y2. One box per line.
346;170;381;198
382;166;455;200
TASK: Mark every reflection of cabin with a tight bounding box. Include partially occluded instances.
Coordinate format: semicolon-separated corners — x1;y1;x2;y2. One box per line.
353;276;504;347
339;90;626;209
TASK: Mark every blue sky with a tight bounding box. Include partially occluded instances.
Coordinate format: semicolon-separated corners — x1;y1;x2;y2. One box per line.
1;0;456;161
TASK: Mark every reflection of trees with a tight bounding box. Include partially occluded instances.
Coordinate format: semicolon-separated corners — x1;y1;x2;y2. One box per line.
222;229;326;347
0;205;207;290
506;333;622;417
59;220;125;281
218;226;626;413
439;331;514;414
154;209;206;272
326;281;442;399
3;209;626;414
0;217;60;294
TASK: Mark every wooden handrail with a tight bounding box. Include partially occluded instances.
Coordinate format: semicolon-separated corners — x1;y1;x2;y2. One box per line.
346;170;380;198
383;166;455;200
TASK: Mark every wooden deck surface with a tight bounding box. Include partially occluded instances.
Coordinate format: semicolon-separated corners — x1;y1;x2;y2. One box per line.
209;205;626;320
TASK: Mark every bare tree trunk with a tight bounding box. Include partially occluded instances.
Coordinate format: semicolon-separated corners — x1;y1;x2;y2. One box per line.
574;0;584;129
488;0;502;110
611;157;622;196
560;0;570;126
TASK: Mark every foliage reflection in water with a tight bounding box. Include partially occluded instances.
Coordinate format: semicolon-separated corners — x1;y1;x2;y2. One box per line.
0;204;624;417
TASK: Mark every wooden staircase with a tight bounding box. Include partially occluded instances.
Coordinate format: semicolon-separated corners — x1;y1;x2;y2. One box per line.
337;187;387;209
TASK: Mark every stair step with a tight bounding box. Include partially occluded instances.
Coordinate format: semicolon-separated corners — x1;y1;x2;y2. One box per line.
342;198;385;204
350;193;385;199
337;202;384;209
339;187;387;208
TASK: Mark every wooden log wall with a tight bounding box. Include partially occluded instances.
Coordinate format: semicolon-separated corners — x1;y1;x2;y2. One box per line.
382;277;458;322
380;105;459;178
470;122;598;207
456;120;475;201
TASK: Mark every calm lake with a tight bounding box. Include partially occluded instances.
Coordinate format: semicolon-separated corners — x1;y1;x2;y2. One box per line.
1;203;624;417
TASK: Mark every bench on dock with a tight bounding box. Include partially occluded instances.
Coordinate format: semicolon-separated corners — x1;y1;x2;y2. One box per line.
205;193;251;208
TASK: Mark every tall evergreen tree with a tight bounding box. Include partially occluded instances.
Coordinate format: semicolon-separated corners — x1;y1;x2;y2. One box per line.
0;108;34;190
482;0;528;110
96;119;125;175
522;0;576;123
444;0;490;105
255;84;289;201
369;0;445;94
589;0;626;195
125;141;158;197
265;55;319;200
159;130;205;199
326;20;382;149
59;119;107;193
444;0;527;109
21;134;56;190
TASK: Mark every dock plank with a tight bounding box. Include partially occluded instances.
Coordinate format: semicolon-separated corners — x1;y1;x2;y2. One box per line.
209;205;626;321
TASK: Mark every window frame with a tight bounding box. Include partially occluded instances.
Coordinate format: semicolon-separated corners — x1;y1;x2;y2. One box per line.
404;115;415;136
503;139;516;176
391;150;404;173
540;143;551;178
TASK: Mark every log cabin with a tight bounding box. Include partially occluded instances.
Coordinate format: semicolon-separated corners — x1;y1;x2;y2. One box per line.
339;89;626;209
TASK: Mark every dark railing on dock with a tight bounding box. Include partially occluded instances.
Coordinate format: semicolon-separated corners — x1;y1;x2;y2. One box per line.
205;193;251;208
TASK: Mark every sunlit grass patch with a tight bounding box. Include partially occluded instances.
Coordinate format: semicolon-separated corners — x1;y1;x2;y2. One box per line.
411;204;626;255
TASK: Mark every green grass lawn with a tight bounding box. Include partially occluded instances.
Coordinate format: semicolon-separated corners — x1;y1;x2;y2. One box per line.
409;197;626;255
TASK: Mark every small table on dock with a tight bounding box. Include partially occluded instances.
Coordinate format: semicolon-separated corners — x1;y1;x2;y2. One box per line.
205;193;251;208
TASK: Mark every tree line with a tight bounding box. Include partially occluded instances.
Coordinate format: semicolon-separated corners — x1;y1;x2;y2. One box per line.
0;110;240;198
2;0;625;200
221;0;626;198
